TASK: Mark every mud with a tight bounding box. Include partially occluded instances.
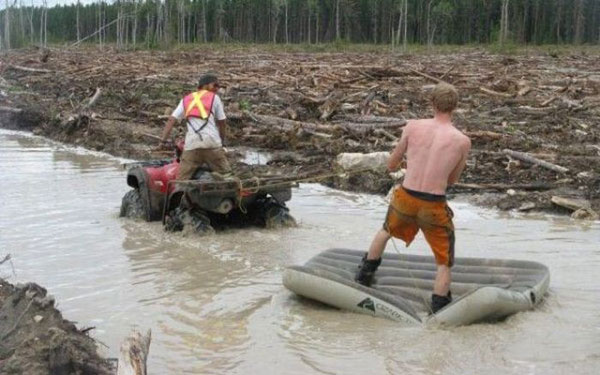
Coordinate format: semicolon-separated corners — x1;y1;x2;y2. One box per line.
1;47;599;217
0;279;113;375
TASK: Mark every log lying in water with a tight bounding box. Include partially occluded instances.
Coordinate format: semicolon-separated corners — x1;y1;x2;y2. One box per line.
117;328;151;375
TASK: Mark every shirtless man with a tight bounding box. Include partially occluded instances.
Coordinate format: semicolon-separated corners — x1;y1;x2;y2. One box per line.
355;83;471;314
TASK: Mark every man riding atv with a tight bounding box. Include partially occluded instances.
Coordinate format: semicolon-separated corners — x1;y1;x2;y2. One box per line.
119;74;296;234
160;73;230;180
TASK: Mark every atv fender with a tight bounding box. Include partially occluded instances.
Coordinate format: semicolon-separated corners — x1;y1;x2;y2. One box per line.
126;167;164;222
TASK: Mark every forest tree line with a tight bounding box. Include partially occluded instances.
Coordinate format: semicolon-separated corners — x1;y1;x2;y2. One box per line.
1;0;599;50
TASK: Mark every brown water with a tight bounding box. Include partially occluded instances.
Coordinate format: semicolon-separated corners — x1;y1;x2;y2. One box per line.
1;129;599;375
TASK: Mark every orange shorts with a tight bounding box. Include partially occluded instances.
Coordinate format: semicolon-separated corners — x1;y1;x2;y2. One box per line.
384;186;455;267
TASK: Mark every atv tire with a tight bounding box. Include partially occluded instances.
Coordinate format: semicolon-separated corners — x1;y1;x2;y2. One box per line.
164;207;215;235
256;198;297;229
120;189;146;220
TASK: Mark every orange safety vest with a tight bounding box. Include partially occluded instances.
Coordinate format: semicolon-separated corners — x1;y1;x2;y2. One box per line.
182;90;216;119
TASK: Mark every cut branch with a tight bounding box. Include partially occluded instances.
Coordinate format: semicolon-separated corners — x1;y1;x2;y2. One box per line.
83;88;102;111
503;149;569;173
8;65;53;73
410;69;447;84
0;106;23;114
480;87;514;98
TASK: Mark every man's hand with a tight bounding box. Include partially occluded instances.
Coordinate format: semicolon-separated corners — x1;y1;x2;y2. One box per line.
160;116;177;146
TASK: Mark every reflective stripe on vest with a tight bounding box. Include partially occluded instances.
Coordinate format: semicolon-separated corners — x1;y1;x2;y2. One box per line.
182;90;215;119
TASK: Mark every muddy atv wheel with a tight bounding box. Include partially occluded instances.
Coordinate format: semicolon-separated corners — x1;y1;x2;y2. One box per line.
120;189;146;220
255;198;297;229
164;207;215;235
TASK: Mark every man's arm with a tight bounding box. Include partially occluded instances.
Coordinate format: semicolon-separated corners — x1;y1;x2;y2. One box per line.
161;116;177;142
217;119;227;146
161;100;184;143
387;123;410;172
214;95;228;147
447;137;471;185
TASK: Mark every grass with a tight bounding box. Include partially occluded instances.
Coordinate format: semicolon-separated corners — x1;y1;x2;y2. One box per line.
5;40;600;57
238;99;251;111
145;41;600;56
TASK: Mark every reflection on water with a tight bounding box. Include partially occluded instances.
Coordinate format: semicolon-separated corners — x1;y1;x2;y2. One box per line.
1;129;599;375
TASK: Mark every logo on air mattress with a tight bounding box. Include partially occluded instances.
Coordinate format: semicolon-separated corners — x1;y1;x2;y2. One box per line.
357;298;376;312
358;297;413;322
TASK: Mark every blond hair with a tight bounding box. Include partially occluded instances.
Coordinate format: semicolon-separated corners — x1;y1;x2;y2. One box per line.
431;83;458;113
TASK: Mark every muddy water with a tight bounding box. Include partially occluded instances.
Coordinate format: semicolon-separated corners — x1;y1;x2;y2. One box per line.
0;129;598;375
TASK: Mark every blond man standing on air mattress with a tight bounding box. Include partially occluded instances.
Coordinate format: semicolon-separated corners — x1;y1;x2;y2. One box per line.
355;83;471;314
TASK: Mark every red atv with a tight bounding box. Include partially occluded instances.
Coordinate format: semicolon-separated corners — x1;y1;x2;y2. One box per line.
119;142;296;234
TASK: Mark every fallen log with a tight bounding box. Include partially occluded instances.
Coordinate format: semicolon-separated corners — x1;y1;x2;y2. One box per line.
138;132;163;141
83;88;102;111
231;112;406;133
361;91;376;115
0;106;23;114
464;130;506;140
410;69;447;84
7;64;53;74
515;106;556;115
349;115;407;124
298;128;333;139
480;87;514;98
230;112;322;131
117;328;151;375
541;96;559;107
550;196;591;211
339;121;407;130
503;149;569;173
440;65;456;79
374;128;399;141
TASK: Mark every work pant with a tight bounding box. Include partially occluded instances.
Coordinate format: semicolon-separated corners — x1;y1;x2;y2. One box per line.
177;147;231;180
384;186;455;267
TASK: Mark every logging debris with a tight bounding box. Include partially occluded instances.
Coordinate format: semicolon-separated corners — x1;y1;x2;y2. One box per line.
0;47;598;215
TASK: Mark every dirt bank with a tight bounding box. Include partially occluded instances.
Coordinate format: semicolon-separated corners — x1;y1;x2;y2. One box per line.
0;278;113;375
1;46;598;217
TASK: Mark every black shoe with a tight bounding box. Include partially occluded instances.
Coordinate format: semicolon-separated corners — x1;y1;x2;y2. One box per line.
431;291;453;314
355;253;382;287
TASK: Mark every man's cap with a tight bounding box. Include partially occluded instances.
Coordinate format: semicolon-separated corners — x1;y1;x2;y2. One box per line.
198;74;219;87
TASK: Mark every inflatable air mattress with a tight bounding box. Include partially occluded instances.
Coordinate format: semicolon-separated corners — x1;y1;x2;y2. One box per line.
283;248;550;326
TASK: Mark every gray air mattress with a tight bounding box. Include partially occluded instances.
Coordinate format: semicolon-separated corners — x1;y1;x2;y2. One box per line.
283;248;550;326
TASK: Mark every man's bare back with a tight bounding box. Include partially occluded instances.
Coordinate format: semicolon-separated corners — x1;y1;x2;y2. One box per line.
389;116;471;195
